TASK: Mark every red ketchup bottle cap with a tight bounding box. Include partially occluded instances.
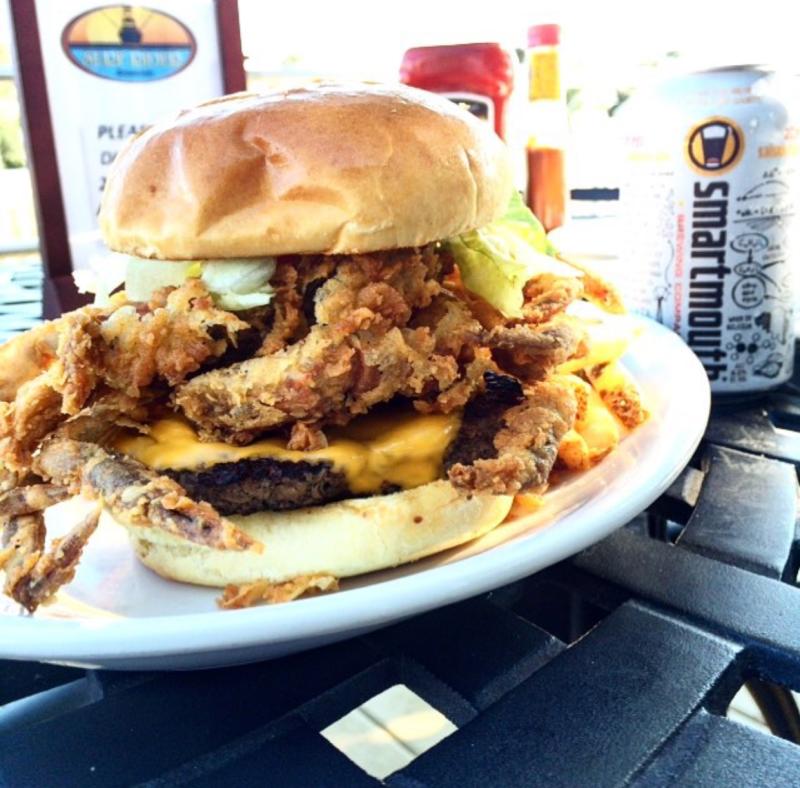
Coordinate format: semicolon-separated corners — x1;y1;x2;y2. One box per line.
527;24;560;48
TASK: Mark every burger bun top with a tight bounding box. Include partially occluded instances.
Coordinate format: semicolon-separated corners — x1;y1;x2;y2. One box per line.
99;83;514;260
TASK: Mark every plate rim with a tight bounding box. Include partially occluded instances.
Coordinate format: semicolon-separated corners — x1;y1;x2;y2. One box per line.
0;317;711;663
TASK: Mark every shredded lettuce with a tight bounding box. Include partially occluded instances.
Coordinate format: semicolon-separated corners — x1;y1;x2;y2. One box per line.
73;252;130;306
120;257;275;311
501;191;557;255
447;192;573;318
125;259;197;302
200;259;275;311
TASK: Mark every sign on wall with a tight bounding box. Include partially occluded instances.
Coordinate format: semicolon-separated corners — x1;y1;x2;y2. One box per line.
10;0;245;316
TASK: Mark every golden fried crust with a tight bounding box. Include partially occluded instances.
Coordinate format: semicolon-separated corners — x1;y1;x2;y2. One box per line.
0;281;247;473
483;320;583;384
219;574;338;609
522;274;584;324
175;249;481;442
447;379;577;495
0;484;69;517
0;322;59;403
1;507;100;613
33;438;254;553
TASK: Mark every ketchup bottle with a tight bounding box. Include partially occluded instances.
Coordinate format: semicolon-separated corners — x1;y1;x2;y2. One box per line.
399;43;515;140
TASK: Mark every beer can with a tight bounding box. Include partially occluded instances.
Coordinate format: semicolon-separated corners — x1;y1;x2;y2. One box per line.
617;66;800;394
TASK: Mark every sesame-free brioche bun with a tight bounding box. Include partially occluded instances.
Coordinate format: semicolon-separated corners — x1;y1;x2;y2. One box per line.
113;481;513;588
98;83;514;260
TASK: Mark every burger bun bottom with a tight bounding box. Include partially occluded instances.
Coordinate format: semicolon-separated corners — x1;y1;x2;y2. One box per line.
116;481;514;588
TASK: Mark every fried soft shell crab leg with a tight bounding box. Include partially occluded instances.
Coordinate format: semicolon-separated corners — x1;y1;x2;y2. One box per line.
0;437;256;613
0;281;258;612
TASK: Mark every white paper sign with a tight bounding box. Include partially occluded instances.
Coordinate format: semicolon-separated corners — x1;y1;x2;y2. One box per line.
34;1;225;271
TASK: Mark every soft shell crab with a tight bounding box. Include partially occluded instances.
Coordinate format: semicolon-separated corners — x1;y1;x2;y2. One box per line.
0;255;638;613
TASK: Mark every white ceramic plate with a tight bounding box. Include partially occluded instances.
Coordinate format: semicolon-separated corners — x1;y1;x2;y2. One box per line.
0;318;710;670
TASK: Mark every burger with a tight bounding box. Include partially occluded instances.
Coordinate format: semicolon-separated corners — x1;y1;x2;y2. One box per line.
0;84;641;612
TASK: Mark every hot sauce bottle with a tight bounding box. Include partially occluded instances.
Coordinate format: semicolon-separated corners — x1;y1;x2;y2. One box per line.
526;24;567;231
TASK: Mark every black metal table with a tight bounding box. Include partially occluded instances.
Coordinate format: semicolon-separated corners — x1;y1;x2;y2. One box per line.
2;267;800;786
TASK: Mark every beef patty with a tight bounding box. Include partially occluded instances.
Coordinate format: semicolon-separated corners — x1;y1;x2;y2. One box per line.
167;458;350;516
168;373;524;516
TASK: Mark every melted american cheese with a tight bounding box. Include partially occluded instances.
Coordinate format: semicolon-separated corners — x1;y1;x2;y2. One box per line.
116;411;461;495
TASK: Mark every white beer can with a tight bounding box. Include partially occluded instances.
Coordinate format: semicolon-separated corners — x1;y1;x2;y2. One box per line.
617;66;799;394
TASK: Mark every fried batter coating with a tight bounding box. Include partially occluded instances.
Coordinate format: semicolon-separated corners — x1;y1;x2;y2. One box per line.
219;574;338;609
556;254;625;314
312;246;444;326
1;507;100;613
444;371;524;469
0;239;619;611
176;250;478;442
0;402;255;612
258;256;337;355
483;320;583;383
0;484;69;517
0;280;247;472
0;383;63;471
176;251;582;442
482;320;581;358
0;322;59;402
67;279;248;402
176;318;466;443
34;438;254;552
287;421;329;451
1;511;46;607
414;347;495;415
522;273;584;324
446;378;577;495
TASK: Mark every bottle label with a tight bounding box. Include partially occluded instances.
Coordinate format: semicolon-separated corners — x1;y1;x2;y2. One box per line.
529;50;561;101
440;92;495;128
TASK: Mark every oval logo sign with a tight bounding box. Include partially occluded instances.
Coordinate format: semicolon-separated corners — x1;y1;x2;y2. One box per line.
62;5;196;82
